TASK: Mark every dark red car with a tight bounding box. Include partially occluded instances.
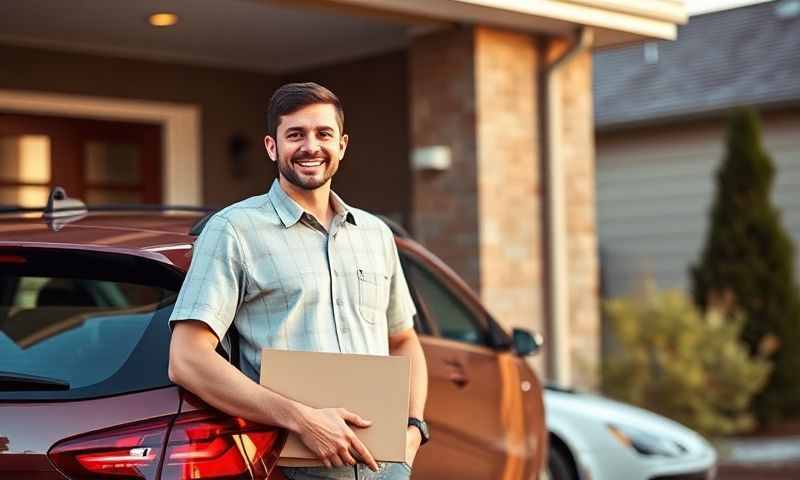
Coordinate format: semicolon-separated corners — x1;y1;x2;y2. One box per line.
0;190;547;479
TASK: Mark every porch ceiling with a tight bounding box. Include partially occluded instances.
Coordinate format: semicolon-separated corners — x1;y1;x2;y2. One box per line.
0;0;686;74
0;0;418;74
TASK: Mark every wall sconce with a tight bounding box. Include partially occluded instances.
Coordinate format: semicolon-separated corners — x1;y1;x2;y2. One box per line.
411;145;452;172
228;132;251;179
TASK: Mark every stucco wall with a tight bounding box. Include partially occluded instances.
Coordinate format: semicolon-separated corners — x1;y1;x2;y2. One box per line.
0;44;411;217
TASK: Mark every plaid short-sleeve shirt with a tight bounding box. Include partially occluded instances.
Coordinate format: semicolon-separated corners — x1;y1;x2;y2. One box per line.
169;180;417;381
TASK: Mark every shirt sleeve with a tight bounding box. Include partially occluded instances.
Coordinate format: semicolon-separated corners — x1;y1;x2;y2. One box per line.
169;214;246;341
386;235;417;335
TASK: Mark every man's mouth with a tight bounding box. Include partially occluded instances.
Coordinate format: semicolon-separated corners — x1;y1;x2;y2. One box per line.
295;160;325;168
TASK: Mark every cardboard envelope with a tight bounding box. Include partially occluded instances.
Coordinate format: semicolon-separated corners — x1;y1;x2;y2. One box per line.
260;349;410;467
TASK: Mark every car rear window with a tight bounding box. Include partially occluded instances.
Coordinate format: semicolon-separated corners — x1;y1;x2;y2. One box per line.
0;248;182;400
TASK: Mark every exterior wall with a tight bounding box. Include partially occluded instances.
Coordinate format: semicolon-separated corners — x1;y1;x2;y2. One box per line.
410;26;555;374
409;27;482;290
0;44;411;216
555;47;600;387
546;40;601;388
474;27;544;339
285;51;411;225
410;26;601;387
0;44;280;208
596;108;800;298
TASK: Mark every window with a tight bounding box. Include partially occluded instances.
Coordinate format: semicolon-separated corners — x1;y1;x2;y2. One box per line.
0;249;180;400
402;256;487;346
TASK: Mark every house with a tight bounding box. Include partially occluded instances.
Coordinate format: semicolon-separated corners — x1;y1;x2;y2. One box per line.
594;0;800;299
0;0;687;387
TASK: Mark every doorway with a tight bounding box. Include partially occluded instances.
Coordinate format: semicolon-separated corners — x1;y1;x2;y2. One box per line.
0;112;161;207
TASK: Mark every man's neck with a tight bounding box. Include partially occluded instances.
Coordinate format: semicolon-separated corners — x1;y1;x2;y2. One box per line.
279;176;335;229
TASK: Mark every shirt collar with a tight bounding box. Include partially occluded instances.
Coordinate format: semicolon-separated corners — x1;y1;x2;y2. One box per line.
330;190;358;226
267;179;357;228
268;179;303;228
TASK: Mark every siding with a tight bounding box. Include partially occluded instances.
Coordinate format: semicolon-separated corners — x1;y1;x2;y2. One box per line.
596;109;800;298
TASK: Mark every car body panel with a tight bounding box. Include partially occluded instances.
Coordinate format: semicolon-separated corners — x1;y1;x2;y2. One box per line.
0;386;181;478
0;209;546;480
545;388;717;480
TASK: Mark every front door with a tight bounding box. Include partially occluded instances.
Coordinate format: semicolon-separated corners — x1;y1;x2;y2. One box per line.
0;112;161;207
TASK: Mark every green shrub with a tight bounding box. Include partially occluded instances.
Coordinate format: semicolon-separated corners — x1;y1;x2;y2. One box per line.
602;288;771;436
691;108;800;424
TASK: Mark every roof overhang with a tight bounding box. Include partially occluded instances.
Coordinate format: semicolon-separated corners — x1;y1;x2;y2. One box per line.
0;0;685;74
321;0;688;46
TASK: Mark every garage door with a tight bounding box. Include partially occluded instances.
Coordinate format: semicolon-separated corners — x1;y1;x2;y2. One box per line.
596;111;800;298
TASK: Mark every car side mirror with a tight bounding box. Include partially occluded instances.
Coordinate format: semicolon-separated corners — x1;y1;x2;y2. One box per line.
512;328;543;357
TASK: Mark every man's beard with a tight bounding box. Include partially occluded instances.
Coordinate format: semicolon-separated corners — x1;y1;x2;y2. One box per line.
276;148;338;191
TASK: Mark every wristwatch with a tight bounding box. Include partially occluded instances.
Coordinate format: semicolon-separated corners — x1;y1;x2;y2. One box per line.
408;417;430;445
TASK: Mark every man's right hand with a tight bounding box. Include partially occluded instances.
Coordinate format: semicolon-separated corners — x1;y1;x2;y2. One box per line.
294;406;379;471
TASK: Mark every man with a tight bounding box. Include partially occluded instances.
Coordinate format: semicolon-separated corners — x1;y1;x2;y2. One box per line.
168;82;428;480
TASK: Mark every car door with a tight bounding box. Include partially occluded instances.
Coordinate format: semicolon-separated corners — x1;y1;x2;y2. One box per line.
401;251;522;480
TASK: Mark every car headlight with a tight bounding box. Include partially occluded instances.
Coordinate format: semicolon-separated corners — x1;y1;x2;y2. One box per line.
607;424;687;457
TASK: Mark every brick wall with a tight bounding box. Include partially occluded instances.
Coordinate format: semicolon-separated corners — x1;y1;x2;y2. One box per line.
474;28;544;338
558;49;600;387
409;28;482;291
410;26;546;358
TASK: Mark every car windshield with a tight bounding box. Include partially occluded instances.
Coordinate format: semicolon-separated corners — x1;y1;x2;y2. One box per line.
0;248;181;400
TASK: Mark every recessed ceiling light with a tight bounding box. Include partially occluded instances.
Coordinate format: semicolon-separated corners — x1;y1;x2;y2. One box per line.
148;12;179;27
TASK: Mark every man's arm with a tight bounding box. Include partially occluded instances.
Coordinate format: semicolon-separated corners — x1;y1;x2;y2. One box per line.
169;320;379;470
388;326;428;465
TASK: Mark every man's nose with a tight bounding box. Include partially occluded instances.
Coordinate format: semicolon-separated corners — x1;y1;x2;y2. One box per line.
300;136;321;154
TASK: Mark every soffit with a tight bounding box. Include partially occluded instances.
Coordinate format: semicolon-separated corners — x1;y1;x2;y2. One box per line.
0;0;416;74
0;0;686;73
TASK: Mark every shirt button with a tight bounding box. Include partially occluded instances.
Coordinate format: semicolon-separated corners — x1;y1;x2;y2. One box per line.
335;298;344;306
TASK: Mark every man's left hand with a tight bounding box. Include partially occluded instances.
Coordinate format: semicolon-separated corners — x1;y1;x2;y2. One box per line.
405;425;422;467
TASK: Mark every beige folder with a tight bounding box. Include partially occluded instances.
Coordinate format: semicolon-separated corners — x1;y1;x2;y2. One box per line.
260;349;410;467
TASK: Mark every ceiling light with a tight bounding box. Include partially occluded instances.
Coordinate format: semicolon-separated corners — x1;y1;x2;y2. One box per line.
148;12;179;27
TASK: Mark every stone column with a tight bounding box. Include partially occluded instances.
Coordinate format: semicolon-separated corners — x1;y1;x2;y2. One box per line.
557;48;600;388
409;26;545;354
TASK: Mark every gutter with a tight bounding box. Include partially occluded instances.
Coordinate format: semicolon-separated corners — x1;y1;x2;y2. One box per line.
540;27;594;386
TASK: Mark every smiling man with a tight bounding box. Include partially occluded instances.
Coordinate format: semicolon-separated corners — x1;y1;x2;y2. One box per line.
168;82;428;480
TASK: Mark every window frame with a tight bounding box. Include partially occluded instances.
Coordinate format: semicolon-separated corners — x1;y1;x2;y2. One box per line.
399;249;495;348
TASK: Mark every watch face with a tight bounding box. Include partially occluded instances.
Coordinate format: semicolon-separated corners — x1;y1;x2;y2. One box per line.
420;421;429;438
410;418;430;443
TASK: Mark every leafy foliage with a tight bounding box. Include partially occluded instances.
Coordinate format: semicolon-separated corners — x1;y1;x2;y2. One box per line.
603;289;771;436
691;108;800;423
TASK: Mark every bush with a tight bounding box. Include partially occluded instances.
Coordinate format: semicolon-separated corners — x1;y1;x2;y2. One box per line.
602;288;771;436
691;108;800;424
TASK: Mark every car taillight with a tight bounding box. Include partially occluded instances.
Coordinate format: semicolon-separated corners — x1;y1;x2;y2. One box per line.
48;416;170;479
49;412;285;480
162;411;284;480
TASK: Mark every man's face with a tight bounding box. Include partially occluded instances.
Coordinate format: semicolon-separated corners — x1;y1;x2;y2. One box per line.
265;103;348;191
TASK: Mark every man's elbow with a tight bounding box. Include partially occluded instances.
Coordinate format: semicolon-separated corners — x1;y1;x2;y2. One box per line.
168;342;196;387
168;349;184;385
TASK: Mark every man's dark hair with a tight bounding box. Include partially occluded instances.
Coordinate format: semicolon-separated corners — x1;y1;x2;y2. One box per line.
266;82;344;139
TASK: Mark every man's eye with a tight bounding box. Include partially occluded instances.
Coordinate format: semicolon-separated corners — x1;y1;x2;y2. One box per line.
287;132;301;139
319;131;333;138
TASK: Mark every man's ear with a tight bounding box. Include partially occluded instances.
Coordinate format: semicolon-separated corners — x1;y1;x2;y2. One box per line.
339;133;349;160
264;135;277;162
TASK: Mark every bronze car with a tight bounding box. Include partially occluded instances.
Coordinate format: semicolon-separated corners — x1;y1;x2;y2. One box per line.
0;191;546;479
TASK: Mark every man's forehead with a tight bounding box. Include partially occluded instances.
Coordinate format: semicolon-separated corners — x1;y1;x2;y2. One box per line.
278;103;340;131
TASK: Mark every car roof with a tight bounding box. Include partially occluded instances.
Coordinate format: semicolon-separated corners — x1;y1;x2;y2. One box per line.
0;210;206;269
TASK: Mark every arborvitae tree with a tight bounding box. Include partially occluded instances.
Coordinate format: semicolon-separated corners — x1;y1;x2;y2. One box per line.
691;107;800;424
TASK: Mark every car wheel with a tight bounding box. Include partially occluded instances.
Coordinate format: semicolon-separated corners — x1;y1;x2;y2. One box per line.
547;444;577;480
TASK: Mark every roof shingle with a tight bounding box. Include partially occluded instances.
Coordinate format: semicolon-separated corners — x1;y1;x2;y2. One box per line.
593;0;800;129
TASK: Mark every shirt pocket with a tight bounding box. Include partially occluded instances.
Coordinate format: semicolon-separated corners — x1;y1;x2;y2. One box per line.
357;267;390;324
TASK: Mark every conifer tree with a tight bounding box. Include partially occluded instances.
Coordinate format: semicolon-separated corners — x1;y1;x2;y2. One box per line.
691;107;800;424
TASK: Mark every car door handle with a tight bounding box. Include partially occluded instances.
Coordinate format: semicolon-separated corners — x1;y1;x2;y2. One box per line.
448;371;469;388
443;359;469;388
